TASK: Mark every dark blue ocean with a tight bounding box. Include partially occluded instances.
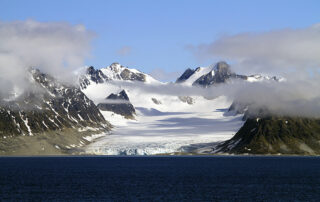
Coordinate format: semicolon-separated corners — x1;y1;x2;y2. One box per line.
0;156;320;201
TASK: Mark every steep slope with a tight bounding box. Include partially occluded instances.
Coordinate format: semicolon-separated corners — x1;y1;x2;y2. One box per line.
176;68;195;83
80;62;159;90
176;66;214;85
214;116;320;155
79;63;245;155
177;61;280;87
0;68;111;155
193;61;247;87
80;66;108;89
97;90;136;119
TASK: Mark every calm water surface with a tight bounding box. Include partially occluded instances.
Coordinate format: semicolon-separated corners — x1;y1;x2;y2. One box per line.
0;156;319;201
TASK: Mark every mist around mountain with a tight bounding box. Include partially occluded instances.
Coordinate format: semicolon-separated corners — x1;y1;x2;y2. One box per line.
214;99;320;155
79;62;320;155
0;68;111;155
0;60;319;156
97;90;136;119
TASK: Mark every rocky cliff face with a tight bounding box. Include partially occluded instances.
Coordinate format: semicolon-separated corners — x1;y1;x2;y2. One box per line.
176;68;196;83
193;62;247;87
80;66;108;89
0;68;111;155
97;90;136;119
214;116;320;155
80;63;149;90
177;61;279;87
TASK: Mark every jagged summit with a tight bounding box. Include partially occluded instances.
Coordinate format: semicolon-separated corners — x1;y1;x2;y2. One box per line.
80;63;158;89
106;90;130;101
212;61;231;76
97;90;135;119
176;61;246;87
176;68;196;83
214;116;320;155
177;61;280;87
107;62;125;74
0;68;111;155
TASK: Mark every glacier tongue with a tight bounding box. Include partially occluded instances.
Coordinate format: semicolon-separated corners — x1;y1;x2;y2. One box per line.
84;94;244;155
80;66;245;155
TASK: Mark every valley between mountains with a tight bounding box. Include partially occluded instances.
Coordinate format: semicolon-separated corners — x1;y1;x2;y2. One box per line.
1;62;320;155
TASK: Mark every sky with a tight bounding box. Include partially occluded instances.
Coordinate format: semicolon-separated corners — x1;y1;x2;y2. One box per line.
1;0;320;80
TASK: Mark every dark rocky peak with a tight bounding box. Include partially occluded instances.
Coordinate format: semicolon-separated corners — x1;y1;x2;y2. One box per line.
194;67;202;72
86;66;95;74
80;63;149;88
193;61;247;87
106;90;130;101
120;69;146;82
105;63;146;82
86;66;107;84
98;90;135;119
214;115;320;155
0;68;110;139
176;68;195;83
213;61;232;77
79;66;108;89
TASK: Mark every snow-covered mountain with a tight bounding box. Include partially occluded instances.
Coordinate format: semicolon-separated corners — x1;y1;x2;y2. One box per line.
78;61;298;155
97;90;136;119
213;115;320;155
80;62;158;89
176;61;281;87
0;68;111;155
78;63;245;155
0;61;298;156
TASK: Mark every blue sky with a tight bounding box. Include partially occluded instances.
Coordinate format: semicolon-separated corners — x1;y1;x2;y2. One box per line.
1;0;319;79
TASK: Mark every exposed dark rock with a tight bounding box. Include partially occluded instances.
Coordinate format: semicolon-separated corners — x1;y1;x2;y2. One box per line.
80;64;147;90
87;66;107;84
0;69;110;138
120;69;146;82
214;116;320;155
80;66;108;89
107;90;130;101
151;98;162;105
97;90;136;119
0;68;111;155
179;96;194;105
193;62;247;87
176;68;195;83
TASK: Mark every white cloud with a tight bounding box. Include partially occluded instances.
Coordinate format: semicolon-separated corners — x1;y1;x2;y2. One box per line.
111;77;320;118
183;24;320;117
190;24;320;75
0;20;94;97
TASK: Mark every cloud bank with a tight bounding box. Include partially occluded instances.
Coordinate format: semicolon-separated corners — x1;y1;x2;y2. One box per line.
110;76;320;118
190;24;320;76
0;20;94;98
182;24;320;117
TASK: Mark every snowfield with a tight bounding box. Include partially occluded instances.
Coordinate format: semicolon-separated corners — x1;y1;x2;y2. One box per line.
83;80;244;155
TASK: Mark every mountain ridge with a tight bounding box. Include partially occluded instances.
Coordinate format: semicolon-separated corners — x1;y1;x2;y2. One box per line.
176;61;281;87
0;68;111;155
213;116;320;155
0;61;317;156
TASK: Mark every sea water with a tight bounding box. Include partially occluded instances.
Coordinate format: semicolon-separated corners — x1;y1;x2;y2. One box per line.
0;156;319;201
